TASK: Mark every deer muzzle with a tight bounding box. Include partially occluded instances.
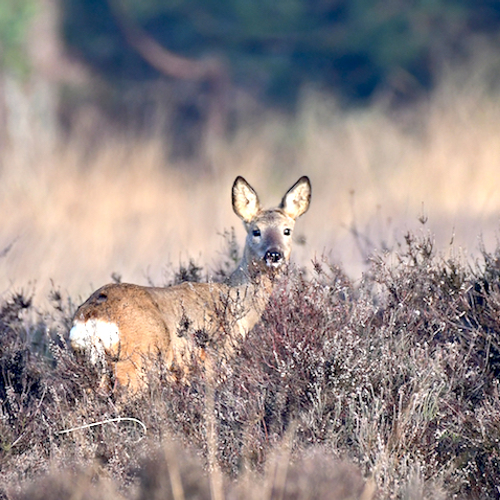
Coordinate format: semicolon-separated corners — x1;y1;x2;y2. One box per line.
264;249;284;267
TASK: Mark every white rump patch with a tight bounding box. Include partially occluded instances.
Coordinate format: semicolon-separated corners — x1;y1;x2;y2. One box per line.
70;319;120;363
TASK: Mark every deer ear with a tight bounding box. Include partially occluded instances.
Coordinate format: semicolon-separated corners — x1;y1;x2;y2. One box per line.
280;176;311;219
232;176;261;223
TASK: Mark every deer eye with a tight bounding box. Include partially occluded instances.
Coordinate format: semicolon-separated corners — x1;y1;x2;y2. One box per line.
284;228;291;236
252;228;261;237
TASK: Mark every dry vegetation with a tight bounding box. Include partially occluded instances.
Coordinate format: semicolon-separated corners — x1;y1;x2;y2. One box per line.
2;66;500;498
2;65;500;304
1;233;500;498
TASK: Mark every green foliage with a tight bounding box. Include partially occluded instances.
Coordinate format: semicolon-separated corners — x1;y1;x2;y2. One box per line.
0;0;36;76
60;0;500;103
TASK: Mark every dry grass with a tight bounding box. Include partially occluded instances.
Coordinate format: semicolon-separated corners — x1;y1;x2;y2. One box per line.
2;65;500;305
2;230;500;498
3;60;500;500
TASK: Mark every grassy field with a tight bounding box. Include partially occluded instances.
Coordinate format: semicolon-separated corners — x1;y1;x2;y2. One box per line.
2;68;500;305
1;68;500;498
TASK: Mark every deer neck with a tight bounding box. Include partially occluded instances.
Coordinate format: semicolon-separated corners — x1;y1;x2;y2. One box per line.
227;258;277;294
218;258;277;337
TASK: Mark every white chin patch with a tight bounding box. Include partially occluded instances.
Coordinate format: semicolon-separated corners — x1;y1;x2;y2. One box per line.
266;260;282;269
70;319;120;363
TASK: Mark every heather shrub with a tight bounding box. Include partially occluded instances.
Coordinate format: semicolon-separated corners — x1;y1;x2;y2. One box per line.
1;231;500;498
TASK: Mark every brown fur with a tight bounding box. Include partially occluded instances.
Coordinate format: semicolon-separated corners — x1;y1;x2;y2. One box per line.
70;176;311;389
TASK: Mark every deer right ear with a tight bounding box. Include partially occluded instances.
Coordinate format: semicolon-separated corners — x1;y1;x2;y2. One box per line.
280;176;311;220
232;176;261;223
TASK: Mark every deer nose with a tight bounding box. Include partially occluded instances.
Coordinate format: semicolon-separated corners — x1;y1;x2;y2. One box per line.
265;249;283;265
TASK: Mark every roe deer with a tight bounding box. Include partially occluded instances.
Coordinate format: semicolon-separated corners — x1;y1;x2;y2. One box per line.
70;176;311;389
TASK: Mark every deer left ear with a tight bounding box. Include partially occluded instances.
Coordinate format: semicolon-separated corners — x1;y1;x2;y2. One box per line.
280;176;311;220
232;176;262;223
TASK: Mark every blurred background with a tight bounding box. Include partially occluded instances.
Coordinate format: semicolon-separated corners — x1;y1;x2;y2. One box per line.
2;0;500;303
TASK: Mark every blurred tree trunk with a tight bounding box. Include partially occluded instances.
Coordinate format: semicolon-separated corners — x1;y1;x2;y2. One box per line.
110;0;230;173
2;0;88;160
